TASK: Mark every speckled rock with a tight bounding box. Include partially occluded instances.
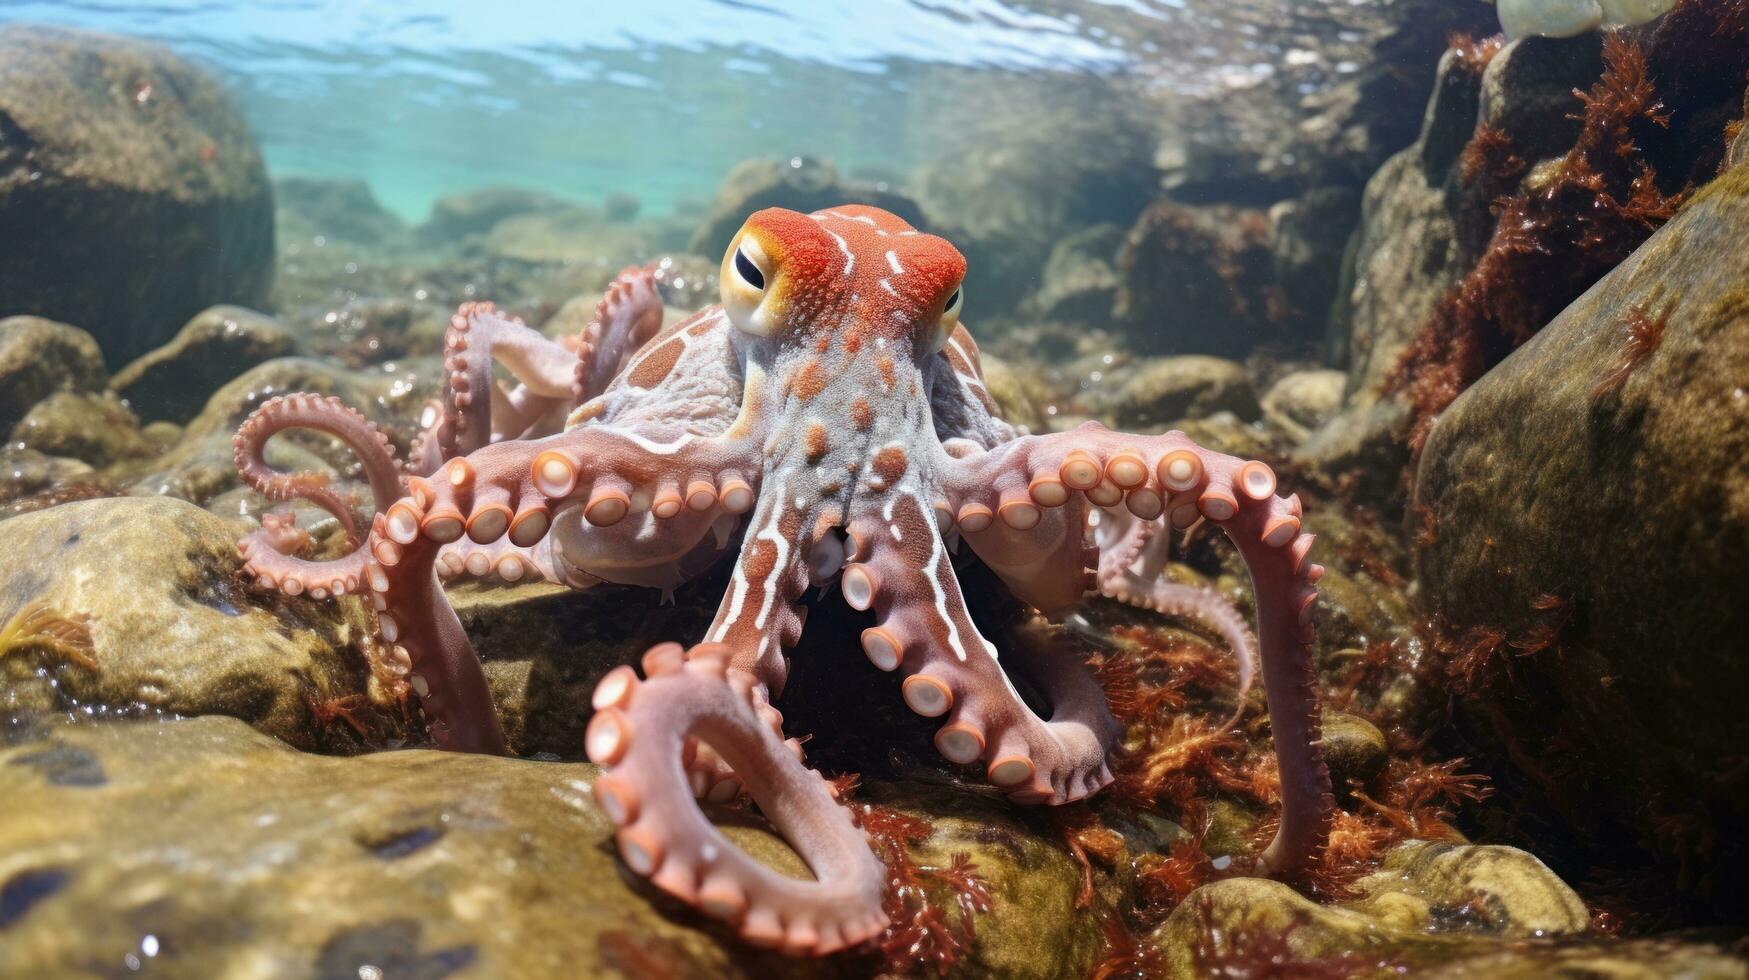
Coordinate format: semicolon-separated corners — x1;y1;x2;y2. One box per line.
0;25;274;367
1260;369;1347;444
1414;160;1749;912
0;714;1100;978
111;306;295;424
1098;356;1261;431
8;391;152;467
1318;708;1387;787
1269;187;1362;340
688;157;925;256
1143;849;1742;979
0;316;107;431
0;497;368;749
483;208;650;267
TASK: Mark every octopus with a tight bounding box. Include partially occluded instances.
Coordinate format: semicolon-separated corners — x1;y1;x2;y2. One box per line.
232;205;1334;955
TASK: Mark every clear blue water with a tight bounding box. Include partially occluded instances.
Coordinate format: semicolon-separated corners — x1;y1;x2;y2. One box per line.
0;0;1155;219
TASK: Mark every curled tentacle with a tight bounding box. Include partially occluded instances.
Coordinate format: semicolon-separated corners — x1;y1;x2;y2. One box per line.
232;393;408;595
1095;507;1260;732
939;422;1333;876
587;643;887;954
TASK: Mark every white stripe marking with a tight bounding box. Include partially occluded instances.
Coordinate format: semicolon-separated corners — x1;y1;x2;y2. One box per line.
824;227;854;276
886;250;904;275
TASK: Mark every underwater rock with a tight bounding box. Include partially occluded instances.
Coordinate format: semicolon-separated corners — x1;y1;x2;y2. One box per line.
915;75;1156;319
1495;0;1675;40
1260;369;1346;445
1300;50;1480;507
418;185;580;243
125;356;426;507
1021;223;1123;327
0;316;108;432
275;177;406;247
0;448;95;508
111;306;296;425
975;353;1052;434
1096;356;1261;431
0;25;274;368
0;714;1099;977
687;157;925;256
1139;844;1740;978
1415;157;1749;917
1113;202;1278;359
0;498;367;747
1318;708;1388;787
8;392;152;468
1269;187;1363;344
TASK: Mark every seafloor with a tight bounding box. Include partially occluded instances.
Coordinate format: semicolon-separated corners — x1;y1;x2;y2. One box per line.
1;3;1748;977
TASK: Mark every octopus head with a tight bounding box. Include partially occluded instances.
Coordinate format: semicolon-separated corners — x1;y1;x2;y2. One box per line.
719;205;966;362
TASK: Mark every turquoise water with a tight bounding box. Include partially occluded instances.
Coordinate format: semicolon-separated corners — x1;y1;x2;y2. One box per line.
0;0;1152;219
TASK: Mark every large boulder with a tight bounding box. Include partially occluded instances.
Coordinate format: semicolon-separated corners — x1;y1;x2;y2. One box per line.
0;25;274;367
0;714;1102;977
1414;161;1749;914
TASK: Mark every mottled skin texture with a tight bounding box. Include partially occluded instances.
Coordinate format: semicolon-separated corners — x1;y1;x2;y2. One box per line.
232;205;1333;956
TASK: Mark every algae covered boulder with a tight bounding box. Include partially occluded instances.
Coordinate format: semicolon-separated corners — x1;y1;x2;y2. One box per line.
0;497;367;748
0;25;275;367
1413;161;1749;912
0;715;1102;978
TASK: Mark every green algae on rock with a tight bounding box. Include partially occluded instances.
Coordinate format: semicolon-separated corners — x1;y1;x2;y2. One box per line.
0;497;374;750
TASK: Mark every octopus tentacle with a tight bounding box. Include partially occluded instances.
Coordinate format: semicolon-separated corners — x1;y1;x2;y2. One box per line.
573;264;666;403
434;534;558;585
433;302;578;464
587;642;887;954
232;393;408;596
939;422;1333;875
360;503;507;754
847;494;1119;805
1095;507;1260;731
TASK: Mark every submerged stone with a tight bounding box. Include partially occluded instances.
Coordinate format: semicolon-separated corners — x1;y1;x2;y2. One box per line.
111;306;296;425
0;25;274;367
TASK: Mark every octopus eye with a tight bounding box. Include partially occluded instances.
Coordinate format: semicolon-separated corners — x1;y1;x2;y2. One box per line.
733;247;765;291
925;281;964;354
721;232;777;336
